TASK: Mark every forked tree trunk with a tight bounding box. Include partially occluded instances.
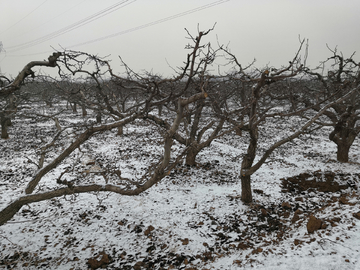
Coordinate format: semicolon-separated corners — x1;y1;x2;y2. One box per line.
329;120;357;163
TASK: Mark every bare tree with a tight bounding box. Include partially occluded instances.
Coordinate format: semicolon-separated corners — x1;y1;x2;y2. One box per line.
0;52;61;97
0;53;62;139
304;48;360;162
146;30;227;166
221;40;359;203
147;83;226;166
0;29;212;226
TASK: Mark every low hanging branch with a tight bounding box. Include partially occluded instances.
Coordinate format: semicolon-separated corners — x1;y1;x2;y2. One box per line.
0;143;192;227
0;91;208;227
241;83;360;177
25;112;143;194
0;181;156;227
0;52;62;97
0;27;213;226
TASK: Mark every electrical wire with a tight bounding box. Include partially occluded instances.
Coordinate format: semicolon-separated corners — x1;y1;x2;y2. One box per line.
6;0;133;51
6;0;135;52
0;0;49;35
68;0;230;49
5;0;230;57
6;0;88;43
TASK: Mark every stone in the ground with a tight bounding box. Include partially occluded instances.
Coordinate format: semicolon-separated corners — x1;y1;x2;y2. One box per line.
281;202;291;209
87;252;110;269
144;225;155;236
353;212;360;220
307;214;322;233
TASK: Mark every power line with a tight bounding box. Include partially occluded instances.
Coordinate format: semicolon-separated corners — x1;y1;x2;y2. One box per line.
0;0;49;35
6;0;88;43
6;0;134;51
68;0;230;49
6;0;230;57
6;0;136;52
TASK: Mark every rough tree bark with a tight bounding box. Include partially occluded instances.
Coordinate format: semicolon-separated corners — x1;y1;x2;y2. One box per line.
0;52;61;97
239;84;360;203
238;70;267;203
223;41;360;203
0;91;207;226
304;50;360;162
0;27;216;226
240;128;258;203
0;52;62;139
25;112;142;194
328;107;358;162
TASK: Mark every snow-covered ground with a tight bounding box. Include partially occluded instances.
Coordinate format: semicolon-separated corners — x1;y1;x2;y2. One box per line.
0;108;359;269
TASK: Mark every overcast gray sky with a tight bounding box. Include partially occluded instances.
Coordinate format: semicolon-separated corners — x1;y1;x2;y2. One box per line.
1;0;359;78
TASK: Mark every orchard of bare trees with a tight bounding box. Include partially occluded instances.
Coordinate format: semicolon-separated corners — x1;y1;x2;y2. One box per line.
1;29;359;269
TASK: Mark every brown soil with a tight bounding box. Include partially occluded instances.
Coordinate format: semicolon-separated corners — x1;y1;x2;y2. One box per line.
281;171;359;194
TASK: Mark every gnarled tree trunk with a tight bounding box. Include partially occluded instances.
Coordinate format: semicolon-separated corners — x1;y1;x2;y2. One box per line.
329;110;358;162
185;146;199;166
240;128;258;203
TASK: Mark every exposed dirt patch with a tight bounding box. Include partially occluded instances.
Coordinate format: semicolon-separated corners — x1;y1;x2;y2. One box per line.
281;171;360;194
